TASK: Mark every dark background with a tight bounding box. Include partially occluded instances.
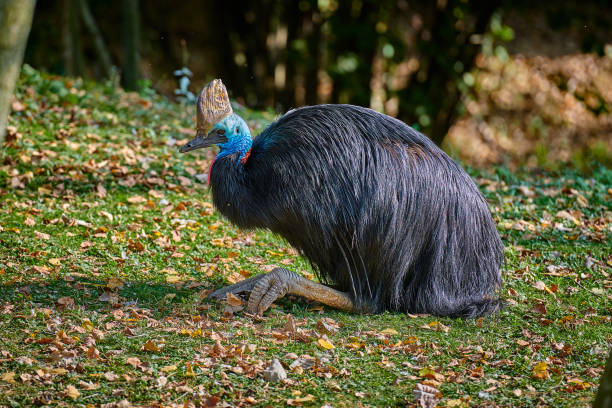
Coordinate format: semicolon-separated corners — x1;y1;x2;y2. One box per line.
23;0;612;166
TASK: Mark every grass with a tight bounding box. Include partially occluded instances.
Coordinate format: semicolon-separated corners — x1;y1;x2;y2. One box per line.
0;66;610;408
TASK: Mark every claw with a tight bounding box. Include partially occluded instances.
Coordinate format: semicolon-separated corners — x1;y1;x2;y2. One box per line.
208;273;267;300
209;267;355;316
246;269;291;315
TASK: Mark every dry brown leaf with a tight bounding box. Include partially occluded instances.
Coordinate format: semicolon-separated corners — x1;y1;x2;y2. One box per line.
64;384;80;399
127;195;146;204
104;372;119;381
57;296;75;309
49;258;61;266
86;346;100;359
99;210;113;222
532;302;547;315
532;362;549;379
317;338;335;350
161;365;177;373
96;183;107;198
316;319;338;335
421;321;450;333
126;357;141;367
0;372;16;383
143;340;161;352
185;362;196;377
148;189;164;199
34;231;50;240
226;292;243;307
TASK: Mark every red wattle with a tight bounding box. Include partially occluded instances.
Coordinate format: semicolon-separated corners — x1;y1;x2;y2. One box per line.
240;148;252;165
208;158;215;185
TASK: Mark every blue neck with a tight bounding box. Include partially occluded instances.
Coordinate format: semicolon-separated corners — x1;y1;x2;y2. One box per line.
217;136;252;162
213;114;253;164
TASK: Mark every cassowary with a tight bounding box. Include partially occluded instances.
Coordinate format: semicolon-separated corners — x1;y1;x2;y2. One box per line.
180;79;504;318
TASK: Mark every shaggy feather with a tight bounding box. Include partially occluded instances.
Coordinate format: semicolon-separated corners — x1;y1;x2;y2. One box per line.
209;104;504;318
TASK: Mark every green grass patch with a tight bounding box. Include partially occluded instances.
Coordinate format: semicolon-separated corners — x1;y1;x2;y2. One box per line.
0;67;610;407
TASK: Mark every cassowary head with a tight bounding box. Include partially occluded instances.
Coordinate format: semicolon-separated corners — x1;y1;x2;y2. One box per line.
179;79;252;161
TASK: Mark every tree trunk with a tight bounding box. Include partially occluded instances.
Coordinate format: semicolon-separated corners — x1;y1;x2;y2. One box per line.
122;0;140;90
398;0;498;146
304;11;321;106
78;0;113;79
62;0;85;76
0;0;36;143
427;1;498;146
280;0;299;109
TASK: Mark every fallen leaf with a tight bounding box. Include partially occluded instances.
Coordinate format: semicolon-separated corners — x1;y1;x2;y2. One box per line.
126;357;141;367
96;183;107;198
1;372;16;383
104;372;119;381
81;318;94;331
11;99;25;112
156;375;168;387
532;361;549;379
57;296;75;309
149;189;164;199
78;380;99;391
288;394;315;405
532;302;547;315
421;321;450;333
161;365;177;373
86;346;100;359
143;340;161;352
127;195;146;204
127;240;145;252
34;231;50;240
166;273;181;284
555;210;580;225
80;241;94;249
316;319;339;335
64;384;80;399
317;338;335;350
419;366;445;382
185;362;196;377
226;292;243;307
99;210;113;222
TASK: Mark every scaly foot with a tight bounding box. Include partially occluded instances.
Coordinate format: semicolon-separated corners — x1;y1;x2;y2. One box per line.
208;273;267;299
246;268;296;315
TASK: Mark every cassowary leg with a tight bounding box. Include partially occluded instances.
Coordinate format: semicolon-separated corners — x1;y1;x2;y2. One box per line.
246;267;355;315
208;274;268;299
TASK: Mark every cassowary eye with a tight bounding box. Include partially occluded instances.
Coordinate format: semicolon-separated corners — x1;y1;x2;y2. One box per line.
218;129;225;135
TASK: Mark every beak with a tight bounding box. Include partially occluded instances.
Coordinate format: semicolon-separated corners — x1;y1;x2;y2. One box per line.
179;129;227;153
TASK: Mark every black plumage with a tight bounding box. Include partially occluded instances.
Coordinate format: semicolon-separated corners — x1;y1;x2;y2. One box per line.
208;104;504;318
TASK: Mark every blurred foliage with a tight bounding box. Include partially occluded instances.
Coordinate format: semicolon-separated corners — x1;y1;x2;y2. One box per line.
21;0;612;161
447;52;612;172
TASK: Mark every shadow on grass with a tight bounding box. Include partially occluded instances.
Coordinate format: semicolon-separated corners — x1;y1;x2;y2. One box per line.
0;278;212;318
0;276;338;320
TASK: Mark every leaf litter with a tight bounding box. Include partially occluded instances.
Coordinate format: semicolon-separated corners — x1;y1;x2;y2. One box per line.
0;67;609;407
